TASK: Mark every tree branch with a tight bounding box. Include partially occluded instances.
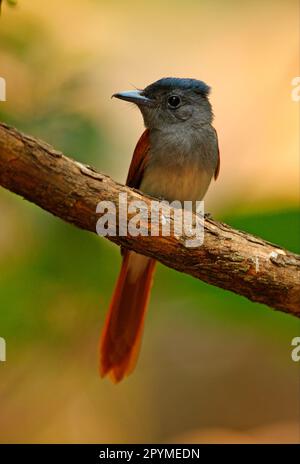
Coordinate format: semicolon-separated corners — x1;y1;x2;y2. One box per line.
0;122;299;317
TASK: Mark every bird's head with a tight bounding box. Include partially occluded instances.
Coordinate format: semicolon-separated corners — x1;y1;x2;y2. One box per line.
112;77;213;130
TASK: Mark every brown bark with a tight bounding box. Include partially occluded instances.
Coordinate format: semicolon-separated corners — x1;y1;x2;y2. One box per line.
0;122;299;317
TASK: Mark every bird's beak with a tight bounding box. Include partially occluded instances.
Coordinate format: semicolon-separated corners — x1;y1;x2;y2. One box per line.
112;90;154;107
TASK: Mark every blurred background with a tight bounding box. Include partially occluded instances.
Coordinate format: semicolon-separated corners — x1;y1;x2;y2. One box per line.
0;0;299;444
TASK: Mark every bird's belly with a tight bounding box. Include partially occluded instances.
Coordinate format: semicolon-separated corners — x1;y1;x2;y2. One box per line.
140;164;213;202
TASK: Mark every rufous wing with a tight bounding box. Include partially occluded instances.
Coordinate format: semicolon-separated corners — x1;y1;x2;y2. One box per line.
213;127;220;180
126;129;150;188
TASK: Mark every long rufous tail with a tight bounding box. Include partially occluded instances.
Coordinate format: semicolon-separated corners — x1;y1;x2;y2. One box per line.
100;250;156;383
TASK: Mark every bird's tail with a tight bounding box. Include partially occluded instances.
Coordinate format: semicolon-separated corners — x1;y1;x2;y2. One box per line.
100;250;156;383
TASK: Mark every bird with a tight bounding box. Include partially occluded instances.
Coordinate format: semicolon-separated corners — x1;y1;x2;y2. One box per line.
100;77;220;382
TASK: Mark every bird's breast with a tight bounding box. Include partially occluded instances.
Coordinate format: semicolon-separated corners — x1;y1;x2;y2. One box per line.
140;125;218;202
140;160;213;203
140;139;215;202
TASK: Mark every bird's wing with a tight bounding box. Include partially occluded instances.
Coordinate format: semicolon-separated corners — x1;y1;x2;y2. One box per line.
213;128;220;180
126;129;150;188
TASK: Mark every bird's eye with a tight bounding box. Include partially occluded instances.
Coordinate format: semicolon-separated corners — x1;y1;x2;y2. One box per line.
167;95;181;109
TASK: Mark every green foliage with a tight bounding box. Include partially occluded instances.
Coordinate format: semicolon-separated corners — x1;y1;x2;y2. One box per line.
222;209;300;254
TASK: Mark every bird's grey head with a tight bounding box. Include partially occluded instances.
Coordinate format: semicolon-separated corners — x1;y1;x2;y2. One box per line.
112;77;213;130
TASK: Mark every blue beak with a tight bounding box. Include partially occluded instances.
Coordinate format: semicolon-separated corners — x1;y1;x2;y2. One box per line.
112;90;154;107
